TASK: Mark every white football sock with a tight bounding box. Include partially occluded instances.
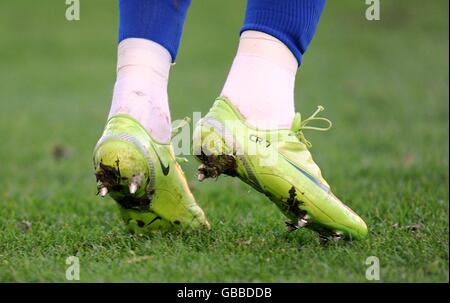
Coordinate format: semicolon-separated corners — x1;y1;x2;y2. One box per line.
108;38;172;143
221;30;298;129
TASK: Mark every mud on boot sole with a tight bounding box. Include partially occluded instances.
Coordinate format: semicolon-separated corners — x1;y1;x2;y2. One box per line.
196;152;238;181
94;139;154;210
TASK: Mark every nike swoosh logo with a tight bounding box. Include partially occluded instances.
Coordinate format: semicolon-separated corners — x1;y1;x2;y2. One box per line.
280;154;330;193
151;145;170;176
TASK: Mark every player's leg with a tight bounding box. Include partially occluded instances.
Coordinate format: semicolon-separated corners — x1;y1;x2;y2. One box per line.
194;0;367;241
221;0;326;128
94;0;209;233
112;0;190;143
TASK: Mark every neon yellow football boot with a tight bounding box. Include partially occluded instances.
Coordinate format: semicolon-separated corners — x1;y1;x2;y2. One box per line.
93;114;210;234
193;97;367;241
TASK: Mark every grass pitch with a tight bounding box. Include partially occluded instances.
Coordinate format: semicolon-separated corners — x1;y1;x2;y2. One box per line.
0;0;448;282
